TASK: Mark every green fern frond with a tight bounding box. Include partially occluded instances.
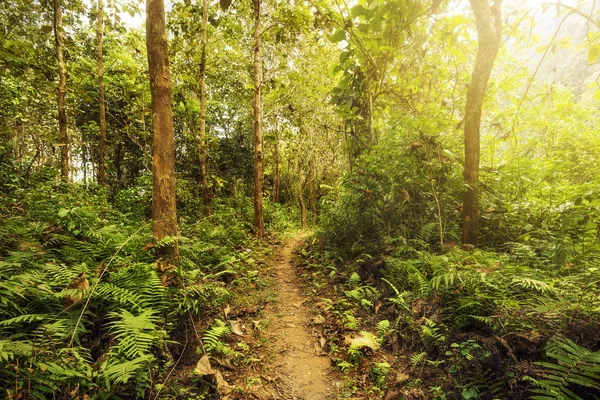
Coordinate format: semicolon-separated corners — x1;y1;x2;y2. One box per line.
531;337;600;400
202;319;232;355
154;236;179;250
107;309;164;359
430;272;460;291
511;277;555;294
102;354;154;384
410;351;427;368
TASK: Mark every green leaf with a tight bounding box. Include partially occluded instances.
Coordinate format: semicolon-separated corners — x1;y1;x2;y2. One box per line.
588;45;600;64
219;0;232;11
351;5;367;17
461;388;478;399
58;208;69;218
331;29;346;43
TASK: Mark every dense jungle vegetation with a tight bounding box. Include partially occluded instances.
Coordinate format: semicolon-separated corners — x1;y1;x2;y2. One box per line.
1;0;600;398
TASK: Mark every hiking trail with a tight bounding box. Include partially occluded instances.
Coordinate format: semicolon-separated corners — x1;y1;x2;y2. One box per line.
259;234;337;400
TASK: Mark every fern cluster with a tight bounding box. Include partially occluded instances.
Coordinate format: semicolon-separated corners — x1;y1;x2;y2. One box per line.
0;181;252;399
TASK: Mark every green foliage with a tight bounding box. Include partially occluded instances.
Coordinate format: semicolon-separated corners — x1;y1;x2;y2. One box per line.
202;319;232;356
0;176;262;398
530;337;600;399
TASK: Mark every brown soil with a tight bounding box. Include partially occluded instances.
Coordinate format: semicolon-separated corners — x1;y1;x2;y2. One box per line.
261;234;337;399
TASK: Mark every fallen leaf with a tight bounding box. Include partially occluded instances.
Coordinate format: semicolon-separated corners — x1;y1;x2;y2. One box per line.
215;370;234;391
395;371;410;383
374;302;382;314
293;300;306;308
224;304;231;319
344;332;380;351
319;336;326;349
228;320;244;336
195;355;214;375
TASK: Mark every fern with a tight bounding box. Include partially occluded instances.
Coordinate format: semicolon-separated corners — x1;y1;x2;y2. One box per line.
410;351;427;368
430;272;460;291
511;277;555;294
202;319;232;355
531;337;600;400
101;354;154;385
416;222;438;244
107;309;164;359
382;278;412;312
419;318;446;349
154;235;179;250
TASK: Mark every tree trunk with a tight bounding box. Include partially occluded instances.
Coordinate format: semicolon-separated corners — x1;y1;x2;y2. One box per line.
114;138;123;184
97;0;107;186
367;75;374;147
462;0;502;246
198;0;211;217
308;155;317;226
252;0;265;239
298;113;307;230
273;125;280;203
146;0;179;262
53;0;69;182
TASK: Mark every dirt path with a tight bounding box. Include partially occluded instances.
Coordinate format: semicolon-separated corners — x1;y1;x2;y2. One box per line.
262;234;336;400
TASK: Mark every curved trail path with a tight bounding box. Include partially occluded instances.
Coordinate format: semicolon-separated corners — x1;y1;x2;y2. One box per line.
262;234;336;400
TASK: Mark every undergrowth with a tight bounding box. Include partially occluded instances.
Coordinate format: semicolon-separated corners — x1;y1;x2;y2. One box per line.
0;169;294;399
297;237;600;399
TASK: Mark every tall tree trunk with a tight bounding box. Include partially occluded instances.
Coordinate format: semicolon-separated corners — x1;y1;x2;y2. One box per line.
97;0;107;186
462;0;502;246
53;0;69;182
82;143;88;185
252;0;265;239
273;124;280;203
308;155;317;226
114;137;123;184
146;0;179;262
198;0;211;217
298;113;307;230
366;75;374;147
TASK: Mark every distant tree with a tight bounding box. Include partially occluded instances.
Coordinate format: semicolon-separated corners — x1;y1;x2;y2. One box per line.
198;0;210;217
96;0;107;186
297;112;307;230
462;0;502;246
146;0;179;261
53;0;69;182
252;0;265;239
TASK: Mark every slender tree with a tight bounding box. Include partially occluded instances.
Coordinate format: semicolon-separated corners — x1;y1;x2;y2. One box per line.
252;0;265;239
297;112;307;230
53;0;69;182
198;0;211;217
462;0;502;246
273;121;280;203
146;0;179;261
96;0;107;186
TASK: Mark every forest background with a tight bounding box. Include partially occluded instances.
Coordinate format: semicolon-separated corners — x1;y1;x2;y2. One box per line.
1;0;600;398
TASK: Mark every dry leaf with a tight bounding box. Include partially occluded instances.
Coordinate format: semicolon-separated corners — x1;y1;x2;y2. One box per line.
229;320;244;336
195;355;214;375
224;304;231;319
395;371;410;383
319;336;326;349
374;301;382;314
292;300;305;308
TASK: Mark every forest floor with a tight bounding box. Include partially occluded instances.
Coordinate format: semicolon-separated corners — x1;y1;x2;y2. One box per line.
255;233;338;399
